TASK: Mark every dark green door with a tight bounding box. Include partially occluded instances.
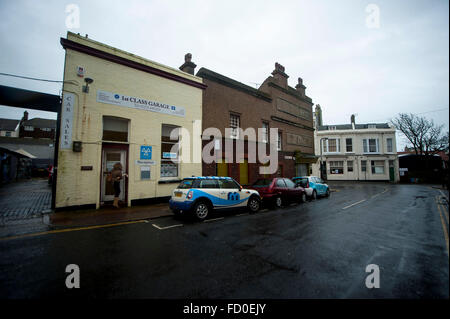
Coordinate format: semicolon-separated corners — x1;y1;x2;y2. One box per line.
389;167;395;182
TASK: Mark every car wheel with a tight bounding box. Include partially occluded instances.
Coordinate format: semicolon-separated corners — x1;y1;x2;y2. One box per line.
300;192;307;203
193;201;210;221
247;196;260;213
325;188;330;197
312;190;317;200
274;196;282;208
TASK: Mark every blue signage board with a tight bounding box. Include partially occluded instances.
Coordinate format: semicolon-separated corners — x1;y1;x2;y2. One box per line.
140;146;152;160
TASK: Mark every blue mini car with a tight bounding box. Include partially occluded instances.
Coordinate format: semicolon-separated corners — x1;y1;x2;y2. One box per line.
292;176;330;200
169;176;261;221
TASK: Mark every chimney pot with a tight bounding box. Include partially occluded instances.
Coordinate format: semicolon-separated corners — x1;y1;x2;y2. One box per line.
271;62;289;88
179;53;196;75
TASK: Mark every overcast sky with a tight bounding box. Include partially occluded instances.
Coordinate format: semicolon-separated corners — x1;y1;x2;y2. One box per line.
0;0;448;150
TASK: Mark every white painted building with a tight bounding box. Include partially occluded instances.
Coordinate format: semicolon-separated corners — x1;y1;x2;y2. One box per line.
312;111;400;182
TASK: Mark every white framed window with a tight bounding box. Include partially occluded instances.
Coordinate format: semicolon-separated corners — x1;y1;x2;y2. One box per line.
5;131;11;137
277;131;282;151
161;124;179;178
230;114;240;139
323;138;341;153
345;138;353;152
368;124;377;129
386;138;393;153
24;126;34;131
347;160;354;172
329;126;337;131
261;122;269;143
363;138;379;153
361;160;367;172
371;160;385;174
329;161;344;174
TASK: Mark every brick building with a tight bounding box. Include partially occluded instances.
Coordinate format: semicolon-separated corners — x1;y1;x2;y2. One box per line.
18;111;56;140
195;63;316;185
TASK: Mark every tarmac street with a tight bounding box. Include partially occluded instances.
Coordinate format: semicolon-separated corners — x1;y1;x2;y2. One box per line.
0;182;448;298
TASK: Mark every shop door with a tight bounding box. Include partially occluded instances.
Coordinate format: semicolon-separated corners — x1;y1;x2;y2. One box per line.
101;148;127;202
217;161;228;177
239;160;249;186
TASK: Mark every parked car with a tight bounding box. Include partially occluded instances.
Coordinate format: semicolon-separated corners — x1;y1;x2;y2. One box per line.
169;176;261;221
248;177;306;208
292;176;330;200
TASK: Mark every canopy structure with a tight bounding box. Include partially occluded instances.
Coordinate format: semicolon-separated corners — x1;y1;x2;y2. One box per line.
0;146;35;158
0;85;60;112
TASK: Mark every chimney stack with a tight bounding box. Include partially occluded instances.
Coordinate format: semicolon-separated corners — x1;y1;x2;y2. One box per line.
23;111;28;121
351;114;356;129
295;77;306;96
179;53;196;75
271;62;289;88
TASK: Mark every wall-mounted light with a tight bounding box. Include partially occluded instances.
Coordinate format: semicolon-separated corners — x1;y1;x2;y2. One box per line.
82;77;94;93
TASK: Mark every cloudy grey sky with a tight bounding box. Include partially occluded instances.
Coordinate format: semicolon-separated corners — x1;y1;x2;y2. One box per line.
0;0;448;150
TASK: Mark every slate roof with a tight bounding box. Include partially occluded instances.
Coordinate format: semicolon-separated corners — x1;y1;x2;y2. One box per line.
0;119;19;131
317;123;391;131
22;118;56;129
196;67;272;102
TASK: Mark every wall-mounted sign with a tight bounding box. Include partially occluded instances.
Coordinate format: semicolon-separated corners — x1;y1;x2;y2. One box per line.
81;166;93;171
97;90;185;117
163;152;177;159
140;166;151;180
77;66;84;77
135;160;156;165
60;92;75;149
140;146;152;160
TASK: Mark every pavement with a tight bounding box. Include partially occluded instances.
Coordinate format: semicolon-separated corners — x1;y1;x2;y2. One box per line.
49;203;173;228
0;178;52;221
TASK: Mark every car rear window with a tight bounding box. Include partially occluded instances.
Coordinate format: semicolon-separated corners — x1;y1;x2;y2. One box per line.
252;179;272;187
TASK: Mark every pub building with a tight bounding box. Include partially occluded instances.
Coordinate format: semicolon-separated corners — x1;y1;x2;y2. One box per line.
56;32;205;210
197;63;317;186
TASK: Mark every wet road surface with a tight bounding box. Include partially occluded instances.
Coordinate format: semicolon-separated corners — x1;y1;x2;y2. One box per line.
0;183;448;298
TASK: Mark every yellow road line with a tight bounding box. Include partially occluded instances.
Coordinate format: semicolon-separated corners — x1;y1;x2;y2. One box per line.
436;198;449;257
0;219;148;242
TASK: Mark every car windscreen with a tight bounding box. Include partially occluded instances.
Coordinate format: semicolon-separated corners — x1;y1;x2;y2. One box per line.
252;179;272;187
177;179;195;189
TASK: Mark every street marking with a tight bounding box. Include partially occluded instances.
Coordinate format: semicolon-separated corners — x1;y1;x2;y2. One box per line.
0;220;148;242
203;217;224;223
436;196;449;226
439;189;449;202
342;199;366;210
436;198;449;257
151;223;183;230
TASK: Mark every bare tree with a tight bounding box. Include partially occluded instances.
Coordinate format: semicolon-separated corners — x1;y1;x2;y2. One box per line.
391;113;448;155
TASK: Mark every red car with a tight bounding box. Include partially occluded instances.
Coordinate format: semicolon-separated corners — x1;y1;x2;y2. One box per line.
249;177;307;208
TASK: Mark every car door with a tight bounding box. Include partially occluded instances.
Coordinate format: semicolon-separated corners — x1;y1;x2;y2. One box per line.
218;178;244;207
316;177;324;195
274;178;288;202
283;178;299;201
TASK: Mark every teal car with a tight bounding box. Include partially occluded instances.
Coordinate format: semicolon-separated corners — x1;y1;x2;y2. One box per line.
292;176;330;200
